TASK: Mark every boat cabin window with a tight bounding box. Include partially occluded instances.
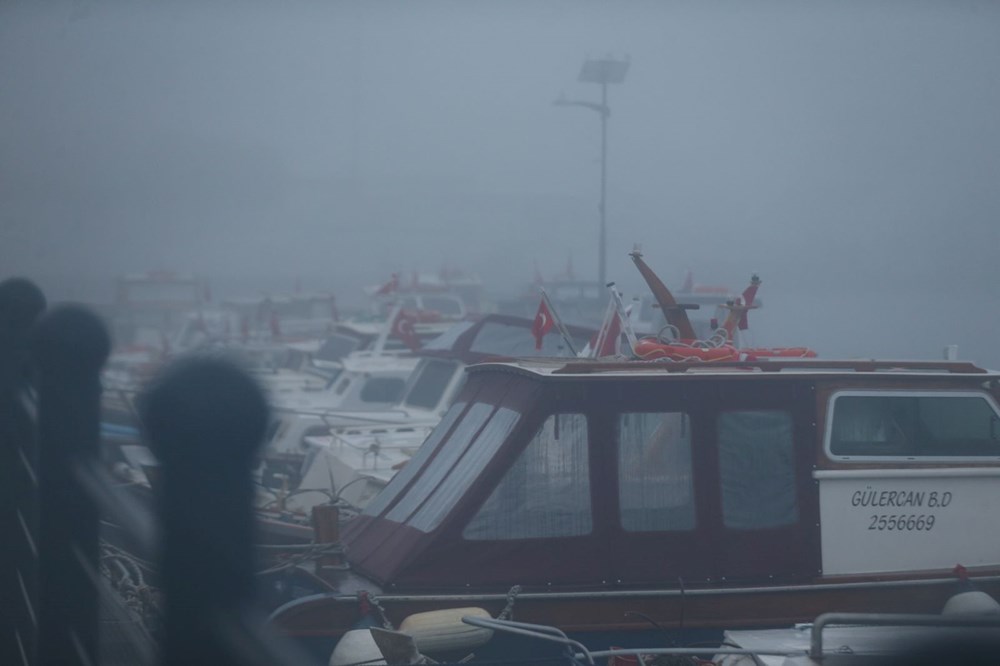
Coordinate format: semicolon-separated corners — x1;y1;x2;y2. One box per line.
718;410;798;529
386;403;517;527
464;413;591;540
828;391;1000;459
315;334;361;363
333;376;351;396
618;412;695;532
358;376;407;405
403;360;459;410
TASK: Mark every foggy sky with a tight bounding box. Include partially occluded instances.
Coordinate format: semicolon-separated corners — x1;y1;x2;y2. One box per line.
2;1;998;366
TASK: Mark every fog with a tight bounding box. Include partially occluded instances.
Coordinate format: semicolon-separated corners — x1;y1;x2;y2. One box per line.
2;1;998;366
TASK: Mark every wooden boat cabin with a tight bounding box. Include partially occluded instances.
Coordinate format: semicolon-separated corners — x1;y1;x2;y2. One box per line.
270;357;1000;652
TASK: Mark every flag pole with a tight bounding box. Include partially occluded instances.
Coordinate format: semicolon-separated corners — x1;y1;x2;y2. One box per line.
375;303;401;354
539;288;577;356
588;295;617;359
607;282;639;356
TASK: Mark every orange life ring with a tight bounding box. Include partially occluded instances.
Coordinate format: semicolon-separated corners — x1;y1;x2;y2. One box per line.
633;338;741;362
742;347;817;359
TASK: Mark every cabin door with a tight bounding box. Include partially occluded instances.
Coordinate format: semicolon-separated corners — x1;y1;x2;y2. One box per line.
696;379;821;583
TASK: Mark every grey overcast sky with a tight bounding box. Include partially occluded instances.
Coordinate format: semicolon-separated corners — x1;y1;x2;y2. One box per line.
1;1;998;365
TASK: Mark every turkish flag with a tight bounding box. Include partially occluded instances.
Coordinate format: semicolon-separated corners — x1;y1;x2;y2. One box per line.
531;298;555;350
391;309;422;351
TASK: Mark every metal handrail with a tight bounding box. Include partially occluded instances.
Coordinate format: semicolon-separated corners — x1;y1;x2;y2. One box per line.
461;616;595;665
464;616;802;665
810;612;1000;659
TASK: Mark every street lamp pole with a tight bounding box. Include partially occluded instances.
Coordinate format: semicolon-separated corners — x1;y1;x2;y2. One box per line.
599;80;608;288
555;56;629;287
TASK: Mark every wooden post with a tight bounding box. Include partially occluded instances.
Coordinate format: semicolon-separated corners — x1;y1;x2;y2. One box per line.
0;278;46;666
141;357;270;666
32;305;111;666
311;504;343;574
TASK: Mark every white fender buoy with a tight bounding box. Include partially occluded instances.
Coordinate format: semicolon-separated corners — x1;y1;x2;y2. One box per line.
329;628;387;666
397;607;494;655
942;590;1000;615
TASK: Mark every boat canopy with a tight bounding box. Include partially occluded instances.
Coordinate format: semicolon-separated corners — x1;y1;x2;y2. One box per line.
342;359;1000;591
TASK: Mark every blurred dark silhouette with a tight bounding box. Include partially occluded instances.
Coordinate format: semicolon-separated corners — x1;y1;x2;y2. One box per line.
0;277;316;666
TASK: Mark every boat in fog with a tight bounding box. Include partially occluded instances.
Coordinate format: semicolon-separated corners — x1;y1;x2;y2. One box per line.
269;354;1000;661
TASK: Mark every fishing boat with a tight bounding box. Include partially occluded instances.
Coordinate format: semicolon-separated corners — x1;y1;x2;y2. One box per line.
268;354;1000;660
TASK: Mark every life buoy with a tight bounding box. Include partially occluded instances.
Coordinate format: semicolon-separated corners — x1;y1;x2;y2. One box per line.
742;346;817;359
633;339;818;362
633;338;741;362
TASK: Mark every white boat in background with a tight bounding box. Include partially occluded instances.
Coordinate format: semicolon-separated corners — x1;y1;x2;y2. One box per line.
258;314;596;517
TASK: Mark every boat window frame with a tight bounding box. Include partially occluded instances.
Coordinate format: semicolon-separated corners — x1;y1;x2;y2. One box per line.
616;410;697;533
360;400;471;519
716;408;799;530
824;389;1000;462
401;358;461;411
463;411;593;541
356;376;408;405
408;405;521;533
384;402;498;526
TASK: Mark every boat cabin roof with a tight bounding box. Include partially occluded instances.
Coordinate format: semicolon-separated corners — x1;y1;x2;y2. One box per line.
472;357;1000;379
342;357;1000;592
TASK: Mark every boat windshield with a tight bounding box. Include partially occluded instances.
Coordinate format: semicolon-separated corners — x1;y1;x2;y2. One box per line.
469;320;588;357
362;401;469;517
386;402;520;529
421;295;464;317
338;376;408;410
403;359;459;411
408;406;519;532
423;321;475;351
315;334;361;363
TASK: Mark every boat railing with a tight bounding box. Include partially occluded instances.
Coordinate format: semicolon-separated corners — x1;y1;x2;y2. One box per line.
462;616;797;665
467;612;1000;665
808;611;1000;660
461;616;596;665
0;277;321;666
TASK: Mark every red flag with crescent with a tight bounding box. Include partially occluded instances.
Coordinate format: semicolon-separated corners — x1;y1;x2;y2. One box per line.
391;309;422;352
531;298;555;350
